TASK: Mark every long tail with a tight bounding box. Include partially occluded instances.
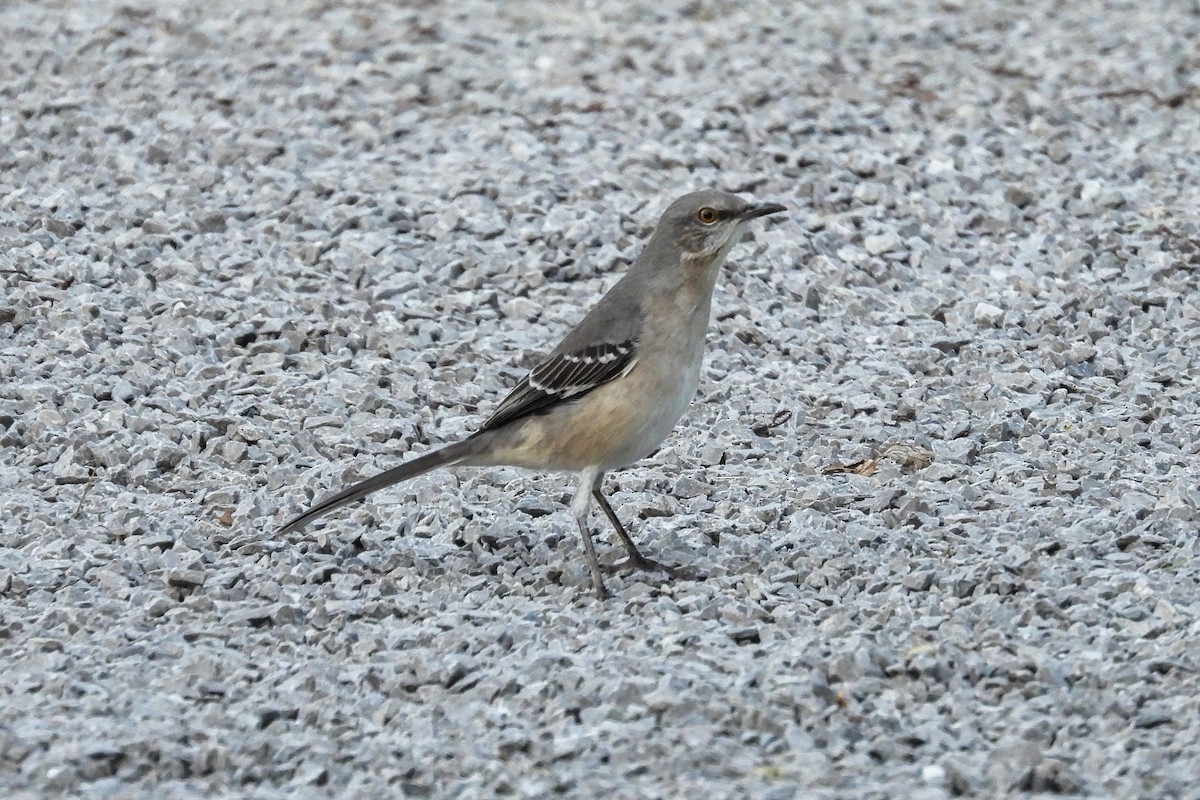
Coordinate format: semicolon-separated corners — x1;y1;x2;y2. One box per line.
278;439;478;534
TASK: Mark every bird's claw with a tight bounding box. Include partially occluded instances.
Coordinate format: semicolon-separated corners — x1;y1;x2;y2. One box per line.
606;555;693;580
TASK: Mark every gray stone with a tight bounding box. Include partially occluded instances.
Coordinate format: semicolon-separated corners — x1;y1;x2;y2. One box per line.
974;301;1006;327
3;2;1199;798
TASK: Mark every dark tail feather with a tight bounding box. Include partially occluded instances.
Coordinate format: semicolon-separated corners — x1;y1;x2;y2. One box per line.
278;439;477;534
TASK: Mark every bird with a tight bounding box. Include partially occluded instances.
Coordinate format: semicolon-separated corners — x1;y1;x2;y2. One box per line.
280;189;785;597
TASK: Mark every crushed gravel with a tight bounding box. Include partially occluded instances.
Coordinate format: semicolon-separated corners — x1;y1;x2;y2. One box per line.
2;0;1199;797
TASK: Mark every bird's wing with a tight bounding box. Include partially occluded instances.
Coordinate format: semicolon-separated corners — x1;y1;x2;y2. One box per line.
478;340;639;432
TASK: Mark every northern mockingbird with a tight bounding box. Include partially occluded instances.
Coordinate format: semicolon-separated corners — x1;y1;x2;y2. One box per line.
281;189;785;597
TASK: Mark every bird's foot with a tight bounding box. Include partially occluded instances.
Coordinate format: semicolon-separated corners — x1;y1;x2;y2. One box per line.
606;554;693;580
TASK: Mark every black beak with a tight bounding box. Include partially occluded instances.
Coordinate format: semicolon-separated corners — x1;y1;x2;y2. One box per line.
739;202;786;221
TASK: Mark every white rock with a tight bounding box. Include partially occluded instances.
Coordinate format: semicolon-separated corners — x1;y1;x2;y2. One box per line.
974;301;1006;327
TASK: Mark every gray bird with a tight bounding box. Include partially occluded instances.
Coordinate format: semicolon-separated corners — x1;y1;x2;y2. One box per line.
280;189;785;597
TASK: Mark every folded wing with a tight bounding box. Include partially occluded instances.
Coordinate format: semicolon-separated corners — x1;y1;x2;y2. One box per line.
479;340;638;432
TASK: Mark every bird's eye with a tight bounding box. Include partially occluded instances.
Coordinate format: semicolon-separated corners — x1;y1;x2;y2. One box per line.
697;207;718;224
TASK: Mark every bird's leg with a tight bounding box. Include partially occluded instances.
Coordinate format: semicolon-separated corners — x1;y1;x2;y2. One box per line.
571;473;609;599
591;477;684;578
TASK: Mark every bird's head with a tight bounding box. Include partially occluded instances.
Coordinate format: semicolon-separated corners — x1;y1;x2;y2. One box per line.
656;189;786;261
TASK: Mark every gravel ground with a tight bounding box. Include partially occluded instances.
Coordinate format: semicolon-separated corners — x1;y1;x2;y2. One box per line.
3;1;1200;797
